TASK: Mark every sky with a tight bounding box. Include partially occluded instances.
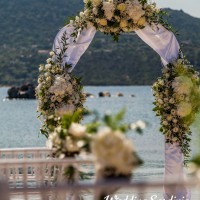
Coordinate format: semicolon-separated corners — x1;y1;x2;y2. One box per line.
155;0;200;18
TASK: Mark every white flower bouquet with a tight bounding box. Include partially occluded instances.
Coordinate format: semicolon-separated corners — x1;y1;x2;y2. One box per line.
69;0;171;41
47;111;91;158
47;110;144;186
36;32;86;137
90;110;143;200
152;55;200;164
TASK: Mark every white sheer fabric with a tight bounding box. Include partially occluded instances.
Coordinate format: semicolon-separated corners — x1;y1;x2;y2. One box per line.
136;24;190;199
164;141;190;199
53;25;96;72
135;24;180;66
53;23;190;199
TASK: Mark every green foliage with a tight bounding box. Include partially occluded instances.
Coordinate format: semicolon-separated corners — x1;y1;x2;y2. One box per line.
152;55;200;164
0;0;200;86
62;110;84;130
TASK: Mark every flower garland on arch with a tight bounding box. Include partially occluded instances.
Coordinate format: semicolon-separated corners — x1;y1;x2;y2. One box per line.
36;32;86;138
69;0;172;41
152;54;200;164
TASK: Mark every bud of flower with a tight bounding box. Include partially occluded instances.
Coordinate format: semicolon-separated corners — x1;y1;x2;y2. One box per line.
49;51;55;57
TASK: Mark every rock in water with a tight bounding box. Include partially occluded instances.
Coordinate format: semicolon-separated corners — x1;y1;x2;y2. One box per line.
99;91;111;97
7;83;36;99
7;87;19;99
116;92;124;97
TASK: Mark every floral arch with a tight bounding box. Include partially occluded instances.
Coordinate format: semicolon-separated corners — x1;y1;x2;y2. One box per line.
36;0;200;199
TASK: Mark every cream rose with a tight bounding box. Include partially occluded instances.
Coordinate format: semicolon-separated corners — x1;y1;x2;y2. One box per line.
137;17;146;26
120;20;128;28
172;76;193;95
99;19;107;26
177;102;192;117
69;123;87;138
92;0;101;7
55;104;76;116
117;3;126;12
91;127;141;175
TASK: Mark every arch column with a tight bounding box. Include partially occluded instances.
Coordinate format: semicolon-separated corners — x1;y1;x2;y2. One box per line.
136;24;190;199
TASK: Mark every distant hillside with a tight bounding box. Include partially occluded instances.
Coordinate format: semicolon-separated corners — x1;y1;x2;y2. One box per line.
0;0;200;86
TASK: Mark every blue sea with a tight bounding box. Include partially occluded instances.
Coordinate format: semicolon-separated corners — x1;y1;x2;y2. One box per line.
0;86;199;182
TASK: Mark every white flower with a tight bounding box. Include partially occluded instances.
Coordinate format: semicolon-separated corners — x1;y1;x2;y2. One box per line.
93;7;98;15
158;99;163;105
173;127;179;133
179;94;185;101
171;109;176;115
136;120;146;129
49;51;55;57
69;123;87;138
103;1;115;20
158;79;164;86
92;0;101;7
37;83;43;91
130;120;146;130
79;12;84;18
49;131;62;148
45;64;51;71
69;20;74;25
156;110;160;115
39;65;44;72
91;127;140;175
51;95;56;102
164;98;168;103
126;0;145;22
177;102;192;117
84;9;90;17
166;115;172;121
163;121;168;126
46;139;53;149
165;73;170;78
46;58;52;64
46;76;51;82
172;76;193;95
55;104;76;116
75;16;80;21
169;98;175;104
65;137;79;152
49;75;73;96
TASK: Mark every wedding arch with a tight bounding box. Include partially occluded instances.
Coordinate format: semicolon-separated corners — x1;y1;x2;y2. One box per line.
36;0;200;199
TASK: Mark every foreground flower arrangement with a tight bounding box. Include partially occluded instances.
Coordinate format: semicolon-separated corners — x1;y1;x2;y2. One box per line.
152;55;200;164
48;110;144;164
47;110;144;199
68;0;170;41
36;33;86;137
47;111;92;158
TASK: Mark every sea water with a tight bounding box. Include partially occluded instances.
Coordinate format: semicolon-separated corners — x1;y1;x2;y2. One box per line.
0;86;199;183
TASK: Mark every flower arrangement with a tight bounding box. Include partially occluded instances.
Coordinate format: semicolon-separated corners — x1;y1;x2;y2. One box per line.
152;55;200;164
90;110;144;200
46;111;92;158
36;32;86;137
47;109;145;160
47;109;144;199
68;0;171;41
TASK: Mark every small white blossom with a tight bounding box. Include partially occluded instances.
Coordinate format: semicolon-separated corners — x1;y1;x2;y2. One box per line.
49;51;55;57
69;123;87;138
46;58;52;64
